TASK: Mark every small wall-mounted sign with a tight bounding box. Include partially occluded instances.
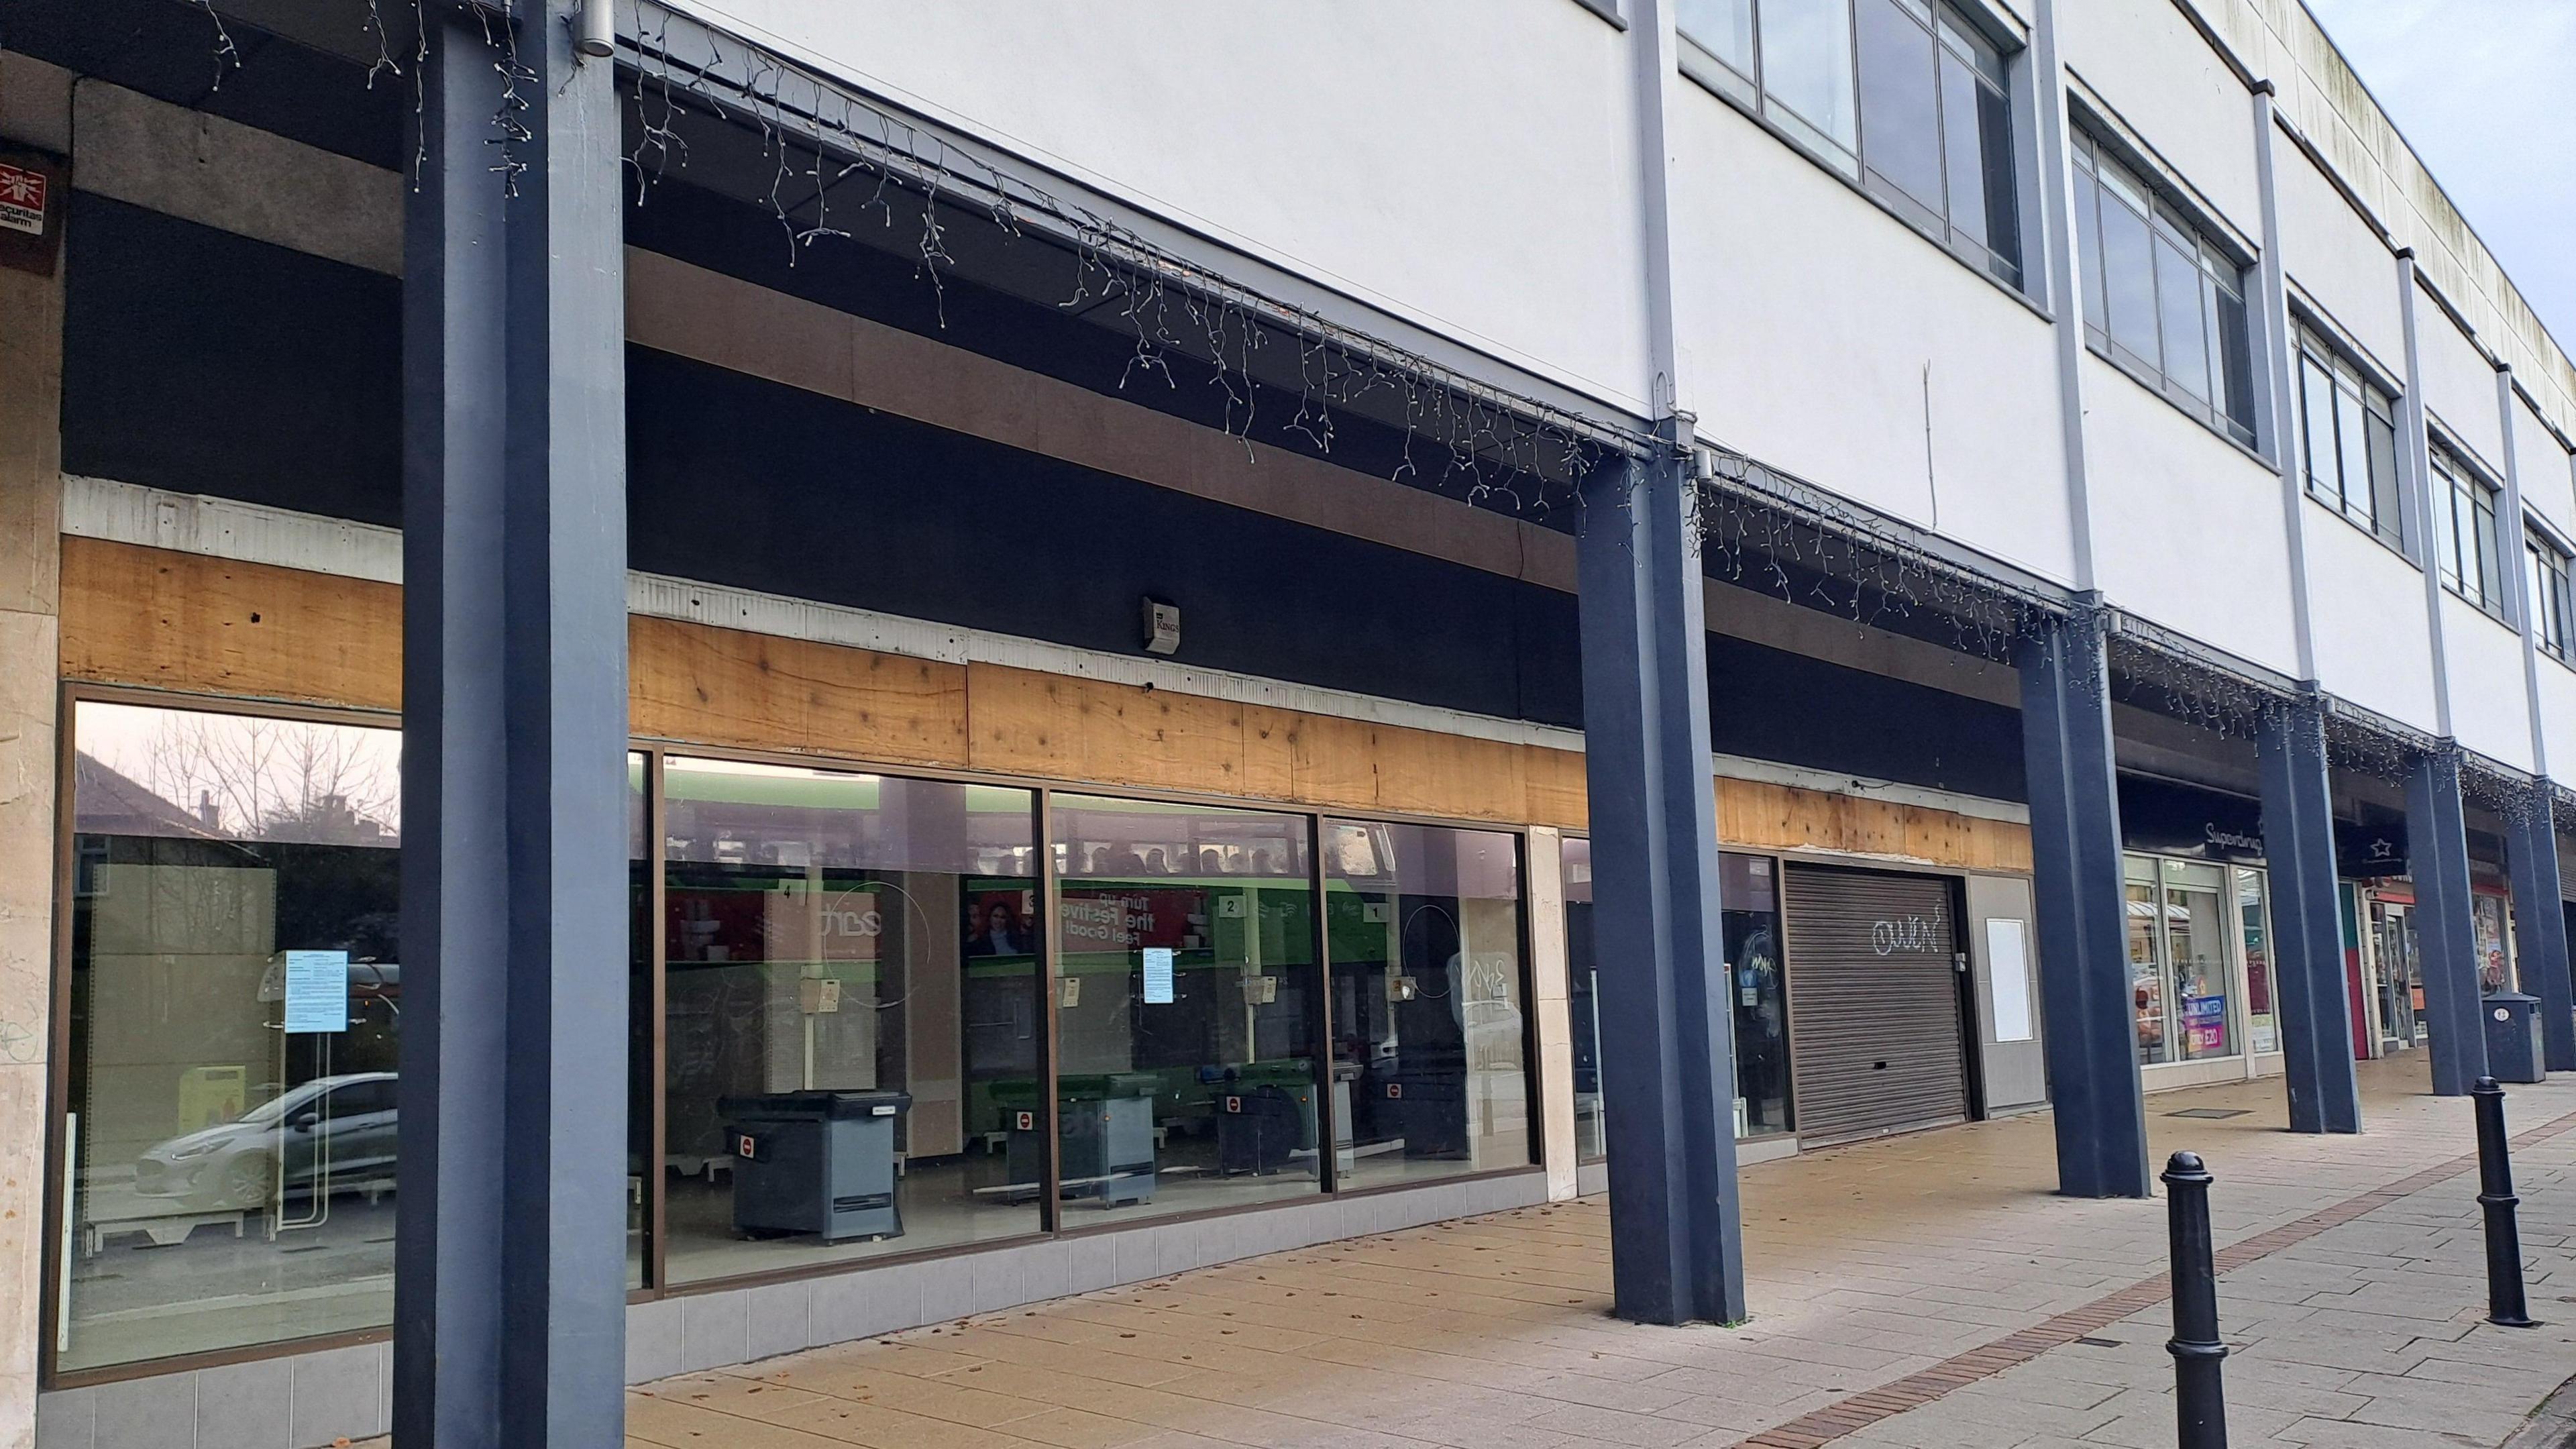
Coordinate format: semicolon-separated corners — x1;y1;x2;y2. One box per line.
1140;596;1181;656
0;150;66;277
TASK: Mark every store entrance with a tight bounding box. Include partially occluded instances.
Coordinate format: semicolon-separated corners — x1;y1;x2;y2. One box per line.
1781;865;1972;1146
2368;897;2422;1053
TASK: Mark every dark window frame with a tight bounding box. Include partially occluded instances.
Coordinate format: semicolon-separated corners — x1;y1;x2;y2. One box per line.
2528;528;2575;663
2430;443;2508;621
2293;319;2406;555
2070;127;2261;449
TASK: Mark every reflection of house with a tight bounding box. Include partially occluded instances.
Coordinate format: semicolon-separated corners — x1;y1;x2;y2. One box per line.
73;753;231;843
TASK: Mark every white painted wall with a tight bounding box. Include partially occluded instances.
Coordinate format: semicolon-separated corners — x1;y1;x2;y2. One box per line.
2302;504;2439;731
2078;355;2298;673
663;0;1654;413
2440;594;2534;771
2418;294;2504;472
1666;88;2077;585
2059;0;2258;235
2275;143;2400;374
2537;658;2576;785
2513;394;2576;541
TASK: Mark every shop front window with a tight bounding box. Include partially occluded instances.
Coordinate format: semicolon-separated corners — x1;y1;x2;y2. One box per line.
1053;796;1322;1220
60;700;402;1372
1561;837;1603;1162
2235;867;2277;1055
2161;859;2234;1061
1327;820;1533;1188
1725;855;1792;1138
2125;857;2165;1065
2475;892;2516;995
660;758;1042;1285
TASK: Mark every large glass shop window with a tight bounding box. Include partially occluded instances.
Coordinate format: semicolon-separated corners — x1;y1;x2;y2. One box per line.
1051;796;1322;1220
60;700;402;1371
2475;893;2516;996
1326;820;1534;1188
660;758;1042;1285
2125;855;2237;1065
2235;867;2277;1056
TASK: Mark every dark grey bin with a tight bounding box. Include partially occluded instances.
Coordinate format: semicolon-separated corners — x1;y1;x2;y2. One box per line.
720;1089;910;1242
2483;993;2545;1084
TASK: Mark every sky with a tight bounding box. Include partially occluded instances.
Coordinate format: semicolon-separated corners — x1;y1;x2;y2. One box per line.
2300;0;2576;353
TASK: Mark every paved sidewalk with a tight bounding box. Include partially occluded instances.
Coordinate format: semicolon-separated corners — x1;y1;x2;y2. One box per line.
510;1057;2576;1447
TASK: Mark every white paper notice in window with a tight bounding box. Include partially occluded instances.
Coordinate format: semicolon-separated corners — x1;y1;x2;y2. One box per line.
1142;947;1175;1004
1986;918;2034;1043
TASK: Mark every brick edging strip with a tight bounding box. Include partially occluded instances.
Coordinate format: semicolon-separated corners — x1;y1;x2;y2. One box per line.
1729;1107;2576;1449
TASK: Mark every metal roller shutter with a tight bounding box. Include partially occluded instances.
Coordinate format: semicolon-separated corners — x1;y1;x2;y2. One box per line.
1783;864;1968;1146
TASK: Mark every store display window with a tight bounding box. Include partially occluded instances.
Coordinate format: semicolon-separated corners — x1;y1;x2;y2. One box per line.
660;757;1044;1283
1328;819;1534;1188
1051;795;1323;1222
58;699;403;1372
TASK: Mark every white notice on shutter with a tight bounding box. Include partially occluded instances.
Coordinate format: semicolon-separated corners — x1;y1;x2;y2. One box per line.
1986;918;2034;1043
1142;947;1175;1004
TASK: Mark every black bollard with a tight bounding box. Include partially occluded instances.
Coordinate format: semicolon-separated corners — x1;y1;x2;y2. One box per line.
2473;1077;2539;1328
2163;1151;2228;1449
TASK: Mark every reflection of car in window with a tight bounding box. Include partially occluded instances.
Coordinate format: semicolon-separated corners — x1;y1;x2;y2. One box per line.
133;1071;400;1212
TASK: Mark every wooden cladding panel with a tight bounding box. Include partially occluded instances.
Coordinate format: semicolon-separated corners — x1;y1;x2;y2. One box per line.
58;540;2028;869
629;615;969;767
60;537;402;710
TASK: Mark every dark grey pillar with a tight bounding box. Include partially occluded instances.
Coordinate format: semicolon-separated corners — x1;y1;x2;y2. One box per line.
396;7;630;1447
2508;789;2575;1071
2015;606;2149;1197
1576;434;1744;1326
2255;696;2361;1132
2405;748;2485;1096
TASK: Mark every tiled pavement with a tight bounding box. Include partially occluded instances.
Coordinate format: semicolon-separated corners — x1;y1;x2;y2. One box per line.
411;1056;2576;1447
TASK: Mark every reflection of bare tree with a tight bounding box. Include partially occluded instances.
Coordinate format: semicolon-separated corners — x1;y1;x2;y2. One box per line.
138;714;400;845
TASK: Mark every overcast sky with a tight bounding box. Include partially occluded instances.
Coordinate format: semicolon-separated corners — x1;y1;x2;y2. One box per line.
2300;0;2576;352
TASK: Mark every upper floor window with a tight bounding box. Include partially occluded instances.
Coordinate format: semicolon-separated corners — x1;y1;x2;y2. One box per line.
2071;130;2257;447
2529;531;2573;661
2296;325;2402;549
2431;447;2504;616
1678;0;2023;286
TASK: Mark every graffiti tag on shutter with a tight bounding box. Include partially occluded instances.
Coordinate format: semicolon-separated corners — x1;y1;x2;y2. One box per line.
1870;912;1945;956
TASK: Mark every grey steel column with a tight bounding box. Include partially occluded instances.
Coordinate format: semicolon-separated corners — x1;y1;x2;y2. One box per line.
2015;604;2150;1197
396;5;631;1446
2406;749;2487;1095
2255;696;2361;1131
1576;437;1746;1327
2508;790;2575;1071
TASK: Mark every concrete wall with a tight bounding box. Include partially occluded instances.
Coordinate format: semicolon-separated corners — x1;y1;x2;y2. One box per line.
2444;595;2534;772
2275;142;2401;374
2303;500;2440;733
2515;391;2576;541
0;50;69;1449
2059;0;2259;235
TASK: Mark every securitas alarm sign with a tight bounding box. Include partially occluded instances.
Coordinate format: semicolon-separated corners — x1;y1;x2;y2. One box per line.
0;162;44;237
0;150;65;278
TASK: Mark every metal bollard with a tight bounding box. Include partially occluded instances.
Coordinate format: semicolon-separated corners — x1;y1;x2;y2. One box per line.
2473;1076;2539;1328
2163;1151;2229;1449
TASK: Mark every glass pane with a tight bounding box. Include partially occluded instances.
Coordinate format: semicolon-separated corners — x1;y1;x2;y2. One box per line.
1676;0;1758;77
1055;796;1321;1221
2098;182;2161;368
2334;377;2373;522
2435;466;2463;588
2074;166;2106;335
62;701;402;1371
2126;873;2168;1065
2475;488;2503;608
2475;894;2514;994
1723;855;1791;1137
1560;837;1603;1161
2162;862;2233;1061
629;753;651;1290
661;759;1042;1284
2299;355;2341;502
1972;69;2019;278
1858;0;1944;217
1935;49;1986;246
2155;235;2211;402
2365;409;2402;545
2212;279;2256;436
1762;0;1860;152
1327;819;1532;1189
2237;868;2277;1056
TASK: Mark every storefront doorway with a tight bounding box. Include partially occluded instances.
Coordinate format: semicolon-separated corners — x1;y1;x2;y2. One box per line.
2367;895;2422;1053
1780;864;1972;1145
